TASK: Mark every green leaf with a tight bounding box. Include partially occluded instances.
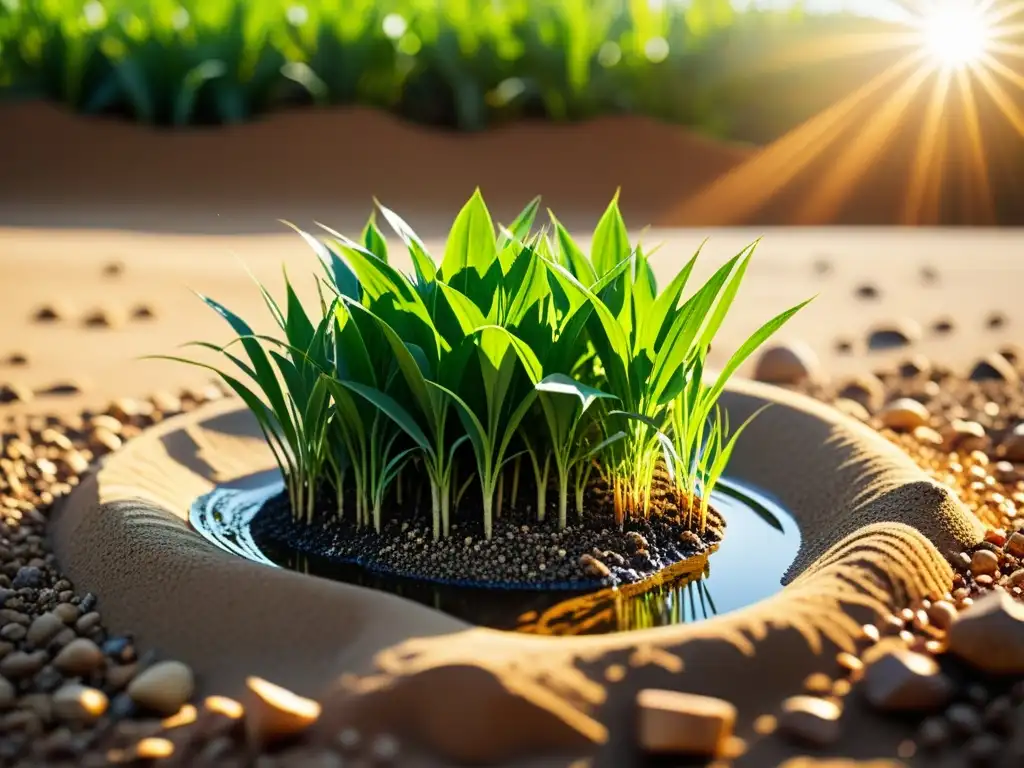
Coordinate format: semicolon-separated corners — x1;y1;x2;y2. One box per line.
638;242;704;355
551;213;597;286
376;201;437;286
590;191;630;278
283;221;361;301
441;189;497;292
362;212;389;263
498;196;541;250
332;379;433;456
536;373;616;414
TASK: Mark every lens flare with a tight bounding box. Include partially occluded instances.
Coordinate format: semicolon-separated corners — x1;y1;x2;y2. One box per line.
920;1;992;68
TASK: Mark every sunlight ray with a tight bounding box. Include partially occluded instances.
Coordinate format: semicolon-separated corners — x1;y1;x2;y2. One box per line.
970;61;1024;136
954;68;996;223
903;67;954;223
796;61;934;223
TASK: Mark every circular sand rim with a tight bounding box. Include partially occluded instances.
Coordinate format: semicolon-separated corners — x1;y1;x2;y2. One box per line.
51;379;984;765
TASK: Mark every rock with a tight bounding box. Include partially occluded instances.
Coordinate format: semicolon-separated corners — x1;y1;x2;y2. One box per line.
105;663;138;692
932;317;954;334
948;591;1024;674
32;304;64;322
131;304;156;320
833;398;870;421
855;284;879;300
37;380;84;396
867;320;921;350
777;696;842;747
12;566;44;590
861;640;954;711
1001;424;1024;462
52;684;108;724
244;676;321;748
127;660;195;716
82;308;124;329
624;531;649;554
946;702;983;736
878;399;930;431
970;354;1019;384
0;382;33;404
917;716;949;750
942;420;988;452
578;554;611;579
0;675;14;709
897;355;931;379
53;638;104;676
1005;532;1024;559
133;738;175;760
52;603;79;625
636;688;736;757
970;549;1000;577
26;612;63;647
102;261;124;277
0;651;47;679
5;352;28;366
754;342;820;385
926;601;958;631
837;374;885;412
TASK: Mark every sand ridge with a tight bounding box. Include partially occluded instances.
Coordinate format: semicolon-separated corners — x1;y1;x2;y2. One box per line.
50;379;982;765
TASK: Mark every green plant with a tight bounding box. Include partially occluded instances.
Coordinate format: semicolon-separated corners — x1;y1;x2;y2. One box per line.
160;190;810;542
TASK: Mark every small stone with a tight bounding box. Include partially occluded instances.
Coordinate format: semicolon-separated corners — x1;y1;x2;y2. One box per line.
1001;423;1024;462
0;382;33;404
879;398;930;431
26;612;63;647
986;311;1008;329
52;684;108;724
5;352;28;366
837;373;885;412
0;650;47;679
102;261;124;277
1005;532;1024;559
578;554;611;579
0;675;14;709
52;603;78;625
32;305;63;322
898;355;931;379
74;612;101;635
868;320;921;350
82;308;124;329
53;638;104;676
926;601;958;631
861;641;954;711
948;591;1024;674
942;420;988;452
833;398;870;421
105;663;138;692
636;688;736;757
131;305;155;320
932;317;954;334
946;703;983;736
753;342;820;385
970;354;1019;384
127;660;195;716
134;738;175;760
917;717;948;750
970;549;1000;577
855;284;879;300
777;695;842;747
90;428;122;453
244;676;321;748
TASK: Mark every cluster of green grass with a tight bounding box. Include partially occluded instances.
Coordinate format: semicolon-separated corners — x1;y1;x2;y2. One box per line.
162;192;810;541
0;0;746;129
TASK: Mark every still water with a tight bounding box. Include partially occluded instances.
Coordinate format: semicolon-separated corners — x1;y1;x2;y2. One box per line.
190;472;800;635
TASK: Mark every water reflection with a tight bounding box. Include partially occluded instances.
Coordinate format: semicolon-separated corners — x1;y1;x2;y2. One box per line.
191;473;800;635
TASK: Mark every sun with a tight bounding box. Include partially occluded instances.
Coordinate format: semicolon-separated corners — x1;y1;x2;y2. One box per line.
919;1;993;69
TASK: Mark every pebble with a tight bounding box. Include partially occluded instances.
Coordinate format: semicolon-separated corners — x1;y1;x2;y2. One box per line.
969;353;1019;384
948;591;1024;674
0;675;14;709
53;638;104;675
26;612;64;648
753;342;820;386
4;352;28;366
244;676;321;748
32;304;63;322
1001;423;1024;462
926;601;958;631
1005;532;1024;559
917;717;948;750
82;308;124;329
986;311;1007;329
635;688;736;757
52;602;78;625
942;420;988;452
970;549;1000;577
932;317;954;334
103;261;124;277
861;641;954;711
855;284;879;300
127;660;195;716
878;398;930;431
832;398;870;421
777;696;842;747
0;382;33;404
75;612;101;635
52;684;108;724
898;355;931;379
867;320;921;350
837;374;885;412
131;305;156;320
0;650;47;679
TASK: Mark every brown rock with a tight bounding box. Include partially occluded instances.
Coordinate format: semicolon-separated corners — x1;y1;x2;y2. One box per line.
131;304;156;320
52;684;108;724
855;284;880;300
942;420;988;452
1001;424;1024;462
32;304;64;322
861;641;954;711
1005;532;1024;559
102;261;124;277
878;399;930;431
753;342;820;385
636;688;736;757
578;554;611;579
926;601;958;631
0;650;48;679
82;308;125;329
4;352;28;366
105;663;138;692
832;398;870;421
948;591;1024;674
932;317;954;334
53;638;104;676
127;660;195;716
970;354;1019;384
867;320;921;350
0;675;14;709
777;696;842;747
244;676;321;748
0;382;33;404
26;612;64;648
52;603;79;625
837;374;885;412
970;549;1000;577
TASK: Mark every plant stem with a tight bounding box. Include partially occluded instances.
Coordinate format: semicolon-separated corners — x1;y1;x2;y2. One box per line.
536;454;550;522
496;471;504;519
430;480;440;541
510;456;521;509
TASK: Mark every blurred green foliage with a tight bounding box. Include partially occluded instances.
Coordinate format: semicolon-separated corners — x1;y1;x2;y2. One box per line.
0;0;894;138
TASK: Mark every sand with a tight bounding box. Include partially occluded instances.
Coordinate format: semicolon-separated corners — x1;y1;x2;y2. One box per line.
1;103;1021;766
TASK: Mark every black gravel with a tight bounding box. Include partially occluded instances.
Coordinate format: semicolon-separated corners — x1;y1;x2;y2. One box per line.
249;477;724;590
